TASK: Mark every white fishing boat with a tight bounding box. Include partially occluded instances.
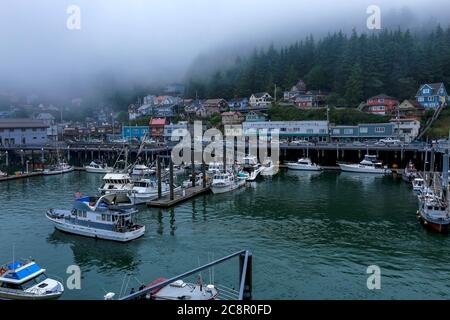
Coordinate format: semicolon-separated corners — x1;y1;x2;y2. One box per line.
43;162;74;175
287;158;321;171
338;155;391;174
85;161;113;174
0;259;64;300
0;170;7;177
131;164;155;176
412;178;425;193
238;155;263;181
211;171;246;194
182;173;206;188
417;192;450;233
99;173;135;195
46;195;145;242
129;179;181;204
260;158;279;176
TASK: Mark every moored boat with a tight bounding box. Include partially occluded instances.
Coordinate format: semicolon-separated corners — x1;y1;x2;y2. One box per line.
85;161;113;174
0;259;64;300
417;192;450;234
129;179;181;204
46;195;145;242
402;161;418;183
131;164;155;176
260;158;279;176
211;171;246;194
43;162;74;175
146;278;218;300
287;158;321;171
99;173;134;195
338;155;391;174
0;170;7;177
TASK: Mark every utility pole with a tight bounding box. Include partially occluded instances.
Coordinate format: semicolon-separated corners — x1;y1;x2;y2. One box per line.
274;84;277;103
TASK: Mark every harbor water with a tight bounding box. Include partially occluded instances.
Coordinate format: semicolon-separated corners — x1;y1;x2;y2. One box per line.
1;170;450;299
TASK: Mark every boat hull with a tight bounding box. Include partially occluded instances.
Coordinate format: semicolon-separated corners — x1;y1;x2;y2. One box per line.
417;211;450;234
260;165;279;176
287;164;321;171
211;180;245;194
338;163;391;174
0;290;63;300
85;167;112;174
43;167;74;175
46;214;145;242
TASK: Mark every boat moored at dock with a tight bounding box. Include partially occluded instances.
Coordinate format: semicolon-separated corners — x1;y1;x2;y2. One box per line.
43;162;74;175
211;171;246;194
287;158;321;171
85;161;113;174
338;155;391;174
99;173;134;195
417;192;450;234
46;195;145;242
0;260;64;300
402;161;418;183
260;158;279;176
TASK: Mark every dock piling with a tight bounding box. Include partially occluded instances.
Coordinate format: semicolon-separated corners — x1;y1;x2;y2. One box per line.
157;156;162;199
169;158;174;201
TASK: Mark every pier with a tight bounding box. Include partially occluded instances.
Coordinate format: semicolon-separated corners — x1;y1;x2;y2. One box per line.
147;185;210;208
0;171;43;182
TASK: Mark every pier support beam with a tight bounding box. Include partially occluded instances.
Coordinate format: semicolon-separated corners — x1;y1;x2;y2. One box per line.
202;159;207;188
169;159;174;201
157;156;162;199
191;148;196;186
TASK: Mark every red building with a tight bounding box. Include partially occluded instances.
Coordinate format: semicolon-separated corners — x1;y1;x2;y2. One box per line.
365;94;399;116
149;118;167;140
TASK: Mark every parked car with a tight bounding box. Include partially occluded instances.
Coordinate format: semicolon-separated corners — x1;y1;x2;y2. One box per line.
375;138;401;146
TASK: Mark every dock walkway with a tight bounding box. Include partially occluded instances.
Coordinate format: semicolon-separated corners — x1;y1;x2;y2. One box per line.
0;172;43;182
147;186;210;208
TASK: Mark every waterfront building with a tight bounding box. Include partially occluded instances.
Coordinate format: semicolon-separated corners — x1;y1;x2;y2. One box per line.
221;111;245;125
249;92;273;108
0;118;49;146
364;94;399;116
242;121;329;141
164;122;189;140
390;118;421;143
330;123;395;142
122;126;150;142
415;82;448;109
149;118;168;140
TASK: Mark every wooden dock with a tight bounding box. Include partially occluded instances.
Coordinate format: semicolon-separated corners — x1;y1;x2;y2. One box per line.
147;186;210;208
0;172;43;182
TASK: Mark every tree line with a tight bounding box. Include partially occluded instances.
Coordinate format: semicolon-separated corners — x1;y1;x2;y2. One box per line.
185;26;450;107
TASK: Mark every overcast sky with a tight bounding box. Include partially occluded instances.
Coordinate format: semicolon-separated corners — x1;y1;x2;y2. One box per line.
1;0;450;99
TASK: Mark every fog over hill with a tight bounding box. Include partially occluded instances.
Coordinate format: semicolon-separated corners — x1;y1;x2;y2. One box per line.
1;0;450;102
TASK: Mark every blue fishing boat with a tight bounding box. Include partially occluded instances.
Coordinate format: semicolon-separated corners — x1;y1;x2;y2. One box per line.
0;260;64;300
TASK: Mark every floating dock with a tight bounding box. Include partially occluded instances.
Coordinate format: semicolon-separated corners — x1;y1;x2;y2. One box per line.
147;185;210;208
0;172;43;182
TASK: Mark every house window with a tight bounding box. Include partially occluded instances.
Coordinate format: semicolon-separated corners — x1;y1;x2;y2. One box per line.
306;129;313;134
332;129;340;135
423;89;430;94
375;127;385;133
428;97;433;102
360;127;368;134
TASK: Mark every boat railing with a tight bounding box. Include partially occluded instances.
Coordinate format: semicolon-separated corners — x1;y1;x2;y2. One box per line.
120;250;253;301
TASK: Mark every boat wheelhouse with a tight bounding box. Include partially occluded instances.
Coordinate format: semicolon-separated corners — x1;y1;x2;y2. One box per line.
287;158;321;171
417;194;450;233
211;172;245;194
402;161;418;183
85;161;113;174
129;179;181;204
0;260;64;300
99;173;134;194
46;195;145;242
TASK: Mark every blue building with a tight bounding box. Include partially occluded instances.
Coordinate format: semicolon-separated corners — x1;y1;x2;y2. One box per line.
330;123;395;142
0;119;49;146
415;82;448;109
122;126;150;142
245;111;267;122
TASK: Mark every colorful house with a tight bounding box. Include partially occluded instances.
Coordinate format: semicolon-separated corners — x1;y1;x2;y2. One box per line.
221;111;245;125
415;83;448;109
245;111;267;122
396;100;425;120
365;94;399;116
203;99;228;116
122;126;150;142
249;92;273;108
149;118;168;140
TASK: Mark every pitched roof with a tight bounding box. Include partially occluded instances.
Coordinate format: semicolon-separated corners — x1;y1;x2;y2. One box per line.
150;118;167;125
252;92;271;98
399;99;424;110
416;82;446;96
368;94;398;100
221;111;242;116
204;98;226;105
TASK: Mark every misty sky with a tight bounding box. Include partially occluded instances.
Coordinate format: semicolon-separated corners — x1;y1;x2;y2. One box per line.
1;0;450;99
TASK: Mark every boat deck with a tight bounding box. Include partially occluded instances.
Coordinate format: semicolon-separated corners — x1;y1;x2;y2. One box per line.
147;186;210;208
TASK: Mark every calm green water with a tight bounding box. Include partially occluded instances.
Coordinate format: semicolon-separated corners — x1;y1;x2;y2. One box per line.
1;170;450;300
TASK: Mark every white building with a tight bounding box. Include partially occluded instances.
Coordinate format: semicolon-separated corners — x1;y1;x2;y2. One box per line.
242;121;329;141
164;122;189;140
249;92;273;107
390;119;421;143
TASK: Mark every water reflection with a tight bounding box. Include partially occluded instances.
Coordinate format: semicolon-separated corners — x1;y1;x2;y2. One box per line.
46;230;141;272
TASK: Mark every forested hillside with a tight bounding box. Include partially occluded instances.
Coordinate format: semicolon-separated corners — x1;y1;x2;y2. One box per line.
185;26;450;106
